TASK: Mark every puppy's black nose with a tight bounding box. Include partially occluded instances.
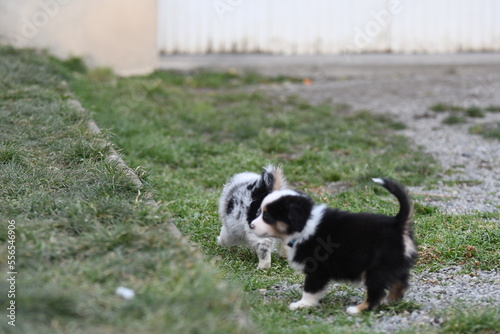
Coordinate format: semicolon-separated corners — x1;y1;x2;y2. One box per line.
249;223;255;229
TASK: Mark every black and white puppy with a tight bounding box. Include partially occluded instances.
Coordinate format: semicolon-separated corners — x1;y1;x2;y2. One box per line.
250;178;417;313
217;165;289;269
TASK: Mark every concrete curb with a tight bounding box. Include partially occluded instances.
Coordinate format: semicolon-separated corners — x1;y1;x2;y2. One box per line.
68;98;184;240
159;53;500;71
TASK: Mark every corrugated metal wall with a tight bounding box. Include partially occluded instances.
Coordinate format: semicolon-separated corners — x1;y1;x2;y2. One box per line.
158;0;500;54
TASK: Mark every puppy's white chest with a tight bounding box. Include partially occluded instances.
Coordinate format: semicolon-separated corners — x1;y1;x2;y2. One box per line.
287;246;306;272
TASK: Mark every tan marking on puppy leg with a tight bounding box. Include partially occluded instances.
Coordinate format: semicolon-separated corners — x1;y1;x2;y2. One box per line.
347;300;370;314
356;300;370;312
387;281;406;302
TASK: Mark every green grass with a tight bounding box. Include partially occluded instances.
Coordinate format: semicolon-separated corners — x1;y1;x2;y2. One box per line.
470;122;500;140
429;103;448;112
429;103;464;113
3;45;498;333
440;307;500;334
465;106;485;118
416;212;498;271
429;103;500;140
0;46;255;334
442;114;467;125
150;69;302;88
485;105;500;113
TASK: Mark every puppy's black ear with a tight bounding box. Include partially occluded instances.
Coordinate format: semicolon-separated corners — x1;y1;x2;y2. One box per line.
286;196;313;232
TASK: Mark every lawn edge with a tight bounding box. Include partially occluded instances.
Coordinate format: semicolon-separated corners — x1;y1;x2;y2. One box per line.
69;98;186;241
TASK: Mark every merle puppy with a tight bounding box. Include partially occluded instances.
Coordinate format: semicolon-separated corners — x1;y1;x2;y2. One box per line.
217;165;288;269
250;178;417;313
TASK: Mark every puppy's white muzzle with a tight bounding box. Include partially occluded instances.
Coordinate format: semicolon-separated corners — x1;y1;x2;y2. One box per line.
249;216;271;237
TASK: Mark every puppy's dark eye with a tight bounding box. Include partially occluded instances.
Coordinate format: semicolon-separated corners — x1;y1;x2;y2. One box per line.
262;211;272;223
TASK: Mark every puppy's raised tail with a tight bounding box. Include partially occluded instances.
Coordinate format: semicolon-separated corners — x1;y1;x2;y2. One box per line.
373;178;417;260
263;164;288;191
372;178;412;227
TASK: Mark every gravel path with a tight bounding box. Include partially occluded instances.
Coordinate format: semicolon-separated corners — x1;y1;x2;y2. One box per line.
261;265;499;332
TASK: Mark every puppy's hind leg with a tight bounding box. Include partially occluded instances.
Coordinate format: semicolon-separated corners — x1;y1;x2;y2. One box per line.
387;272;410;302
255;238;274;270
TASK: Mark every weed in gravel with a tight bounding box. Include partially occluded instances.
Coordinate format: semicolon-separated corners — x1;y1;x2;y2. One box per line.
465;106;485;118
442;180;483;187
485;105;500;113
429;103;451;112
429;103;466;113
469;123;500;140
430;103;500;138
442;114;467;125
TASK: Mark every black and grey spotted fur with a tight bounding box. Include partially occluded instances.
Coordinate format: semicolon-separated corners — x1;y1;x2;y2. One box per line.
217;165;288;269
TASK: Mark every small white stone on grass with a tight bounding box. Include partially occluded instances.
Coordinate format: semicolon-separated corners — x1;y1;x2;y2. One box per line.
116;286;135;300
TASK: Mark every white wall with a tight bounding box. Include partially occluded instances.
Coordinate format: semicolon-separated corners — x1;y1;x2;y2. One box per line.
0;0;157;76
158;0;500;54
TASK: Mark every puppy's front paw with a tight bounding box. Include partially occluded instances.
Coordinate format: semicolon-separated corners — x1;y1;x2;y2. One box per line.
257;261;271;270
278;244;288;258
289;300;315;310
346;306;361;315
